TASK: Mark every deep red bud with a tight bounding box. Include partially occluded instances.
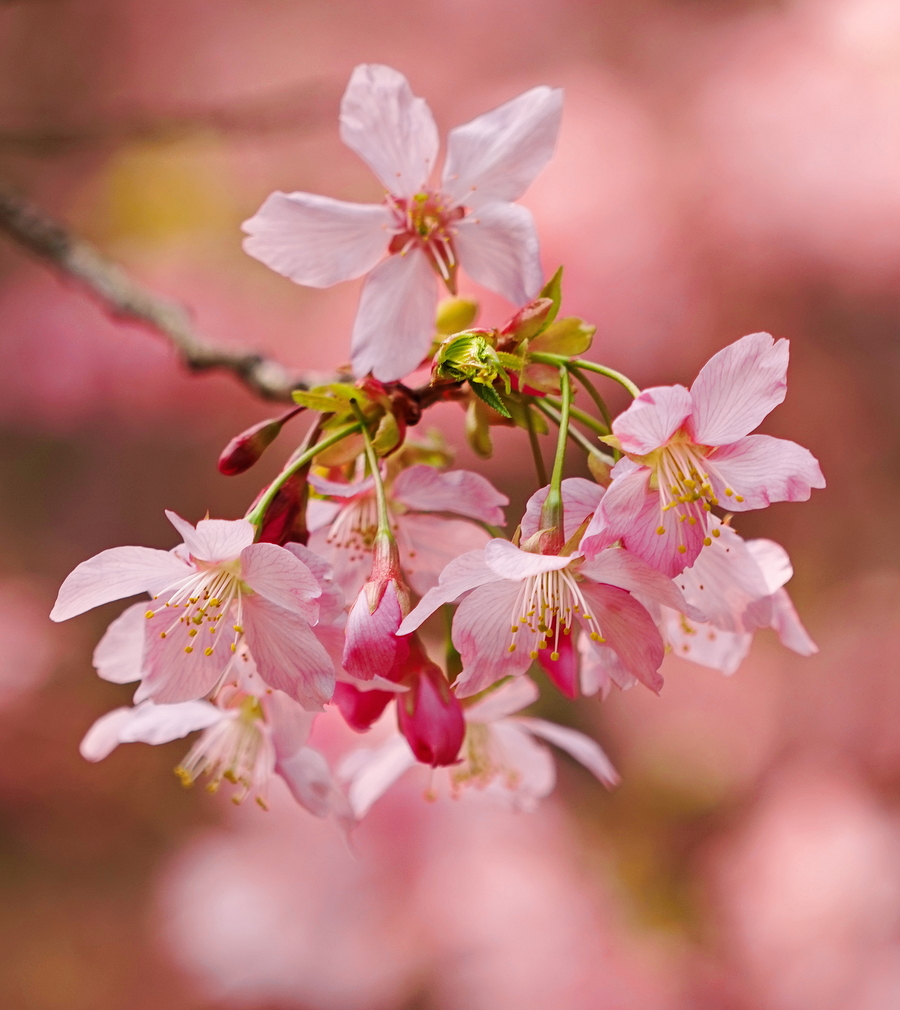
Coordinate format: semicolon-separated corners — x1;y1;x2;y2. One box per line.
397;662;465;767
218;418;284;476
333;682;396;732
256;474;307;546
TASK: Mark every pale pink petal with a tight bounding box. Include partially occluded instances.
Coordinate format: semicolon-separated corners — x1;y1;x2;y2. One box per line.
464;675;540;723
276;747;337;818
118;699;223;745
517;717;620;787
661;607;751;675
239;543;320;620
283;543;345;624
306;527;372;602
442;85;563;208
308;472;376;499
745;538;793;594
392;465;508;524
611;384;693;455
578;582;665;692
483;538;572;580
242;594;334;710
689;332;789;446
165;512;255;563
343;735;417;818
264;690;316;761
342;581;409;682
351;249;438;381
487;721;556;805
80;707;137;762
521;478;604;539
398;514;491;598
397;549;497;635
452;579;537;697
140;606;232;703
708;435;825;510
50;546;189;622
580;548;692;615
339;64;438;198
453;201;542;305
241;191;391;287
306;499;341;533
578;637;636;696
768;588;818;656
92;602;146;683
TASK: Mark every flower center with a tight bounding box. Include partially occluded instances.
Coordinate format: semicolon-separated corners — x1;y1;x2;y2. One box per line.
387;191;465;292
326;493;384;560
450;722;519;793
507;565;605;661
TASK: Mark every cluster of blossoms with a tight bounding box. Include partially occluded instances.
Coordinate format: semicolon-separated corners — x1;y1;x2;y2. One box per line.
52;65;824;826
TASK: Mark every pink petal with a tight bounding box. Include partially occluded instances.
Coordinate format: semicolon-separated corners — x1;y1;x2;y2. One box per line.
92;602;146;683
537;629;579;698
392;465;508;524
661;607;751;675
239;542;321;620
397;549;497;635
689;332;789;446
580;548;693;615
50;546;189;622
242;595;335;710
521;478;604;539
80;707;136;762
306;527;372;602
578;582;665;692
452;579;536;697
140;607;232;703
306;499;341;534
442;85;563;208
487;721;556;803
768;588;818;657
276;747;338;818
344;734;417;818
464;675;540;723
483;538;572;580
283;543;345;624
708;435;826;510
350;248;438;381
578;637;636;696
339;64;438;199
241;191;391;287
342;581;409;682
165;512;255;563
454;201;542;305
516;717;620;788
612;385;693;455
118;699;223;745
308;472;376;499
745;538;793;594
263;690;316;761
398;514;491;598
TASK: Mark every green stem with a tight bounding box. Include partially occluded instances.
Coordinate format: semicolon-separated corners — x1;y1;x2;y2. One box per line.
535;400;615;466
530;352;640;399
539;366;571;542
351;403;392;535
523;403;548;486
545;397;609;437
245;420;360;526
569;365;612;428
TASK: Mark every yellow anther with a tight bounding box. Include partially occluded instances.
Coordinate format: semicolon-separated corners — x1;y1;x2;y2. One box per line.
230;643;237;652
159;631;167;639
209;627;215;634
530;650;538;659
703;537;712;546
678;544;687;554
712;528;721;538
204;647;214;656
145;610;154;619
233;625;243;633
209;598;220;607
703;503;712;511
550;652;560;661
184;646;193;653
735;495;744;503
688;516;697;525
188;629;197;637
510;625;518;633
657;526;666;535
724;488;733;497
508;644;516;653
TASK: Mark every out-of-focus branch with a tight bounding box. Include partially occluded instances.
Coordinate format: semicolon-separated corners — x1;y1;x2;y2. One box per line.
0;185;322;401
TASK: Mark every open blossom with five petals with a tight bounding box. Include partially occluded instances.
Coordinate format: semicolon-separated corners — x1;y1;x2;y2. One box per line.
581;332;826;577
242;64;562;382
51;512;337;710
308;461;508;599
398;479;694;697
341;676;619;817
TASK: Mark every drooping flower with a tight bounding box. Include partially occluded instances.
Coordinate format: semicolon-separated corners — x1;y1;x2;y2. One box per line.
51;512;336;709
308;460;508;599
581;332;826;577
398;479;693;697
242;64;562;382
341;676;619;817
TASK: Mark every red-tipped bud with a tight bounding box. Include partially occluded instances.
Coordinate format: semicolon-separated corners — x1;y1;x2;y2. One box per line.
333;682;396;732
256;474;306;546
218;418;283;475
397;661;465;767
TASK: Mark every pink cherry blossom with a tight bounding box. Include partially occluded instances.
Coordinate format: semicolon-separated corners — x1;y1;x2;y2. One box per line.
242;64;562;381
308;461;507;599
51;511;336;709
581;332;826;577
342;676;619;817
399;480;691;697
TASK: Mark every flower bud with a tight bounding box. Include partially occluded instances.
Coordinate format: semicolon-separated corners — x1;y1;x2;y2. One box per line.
256;473;306;545
435;296;479;335
332;682;395;731
499;296;554;345
397;661;465;767
218;405;304;475
432;330;502;384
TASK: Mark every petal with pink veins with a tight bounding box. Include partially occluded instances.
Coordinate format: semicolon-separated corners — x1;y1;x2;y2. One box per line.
339;64;438;199
50;546;190;622
464;675;540;723
708;434;825;510
342;581;409;682
580;548;694;616
662;608;751;675
264;690;316;761
283;543;345;624
689;332;789;446
392;465;508;524
483;538;572;580
351;248;438;381
398;514;491;598
165;512;255;563
442;86;563;208
140;607;232;703
517;717;620;788
239;542;320;621
612;385;693;455
453;201;542;305
397;549;498;635
578;582;665;692
241;191;392;287
521;478;604;540
578;637;636;696
306;499;341;533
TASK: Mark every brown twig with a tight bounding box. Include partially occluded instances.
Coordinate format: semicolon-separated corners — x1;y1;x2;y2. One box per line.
0;184;320;401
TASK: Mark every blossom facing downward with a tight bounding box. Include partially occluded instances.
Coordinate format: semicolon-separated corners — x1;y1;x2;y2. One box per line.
581;332;825;577
243;64;563;382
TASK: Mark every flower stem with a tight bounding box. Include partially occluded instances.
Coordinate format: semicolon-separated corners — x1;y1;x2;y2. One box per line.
523;403;548;486
539;366;571;545
545;397;609;437
534;399;615;466
351;402;392;536
529;352;640;399
569;365;612;428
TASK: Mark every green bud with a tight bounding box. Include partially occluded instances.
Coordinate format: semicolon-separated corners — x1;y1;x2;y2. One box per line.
435;297;479;335
432;330;508;390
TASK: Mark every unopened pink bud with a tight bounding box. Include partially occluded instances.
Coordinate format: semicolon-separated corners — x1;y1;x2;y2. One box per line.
217;405;304;476
397;661;464;767
333;682;395;732
256;474;306;546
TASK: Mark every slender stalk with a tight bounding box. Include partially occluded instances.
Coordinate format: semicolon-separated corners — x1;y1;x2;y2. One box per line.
529;352;640;399
539;366;572;544
351;403;391;534
545;397;609;437
569;365;612;428
534;400;615;466
523;403;548;486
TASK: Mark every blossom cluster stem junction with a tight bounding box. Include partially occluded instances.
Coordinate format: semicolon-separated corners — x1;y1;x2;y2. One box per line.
530;353;641;400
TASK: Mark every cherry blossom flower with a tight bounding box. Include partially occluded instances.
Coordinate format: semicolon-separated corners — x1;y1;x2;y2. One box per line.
581;332;825;577
399;479;692;697
308;461;508;599
342;676;619;817
51;512;336;709
242;64;562;381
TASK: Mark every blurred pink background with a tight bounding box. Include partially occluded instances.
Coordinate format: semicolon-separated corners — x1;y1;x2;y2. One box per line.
0;1;897;1007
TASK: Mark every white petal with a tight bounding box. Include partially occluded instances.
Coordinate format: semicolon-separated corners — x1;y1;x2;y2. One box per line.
343;735;417;818
242;191;392;287
350;249;438;381
118;700;223;745
464;675;539;723
442;85;563;208
92;603;147;684
397;547;497;635
454;201;543;304
165;512;255;563
516;717;620;788
80;707;135;762
339;64;438;198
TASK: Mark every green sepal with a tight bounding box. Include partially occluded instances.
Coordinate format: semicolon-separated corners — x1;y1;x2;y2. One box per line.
372;411;401;455
495;351;525;371
538;267;564;327
529;316;595;357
